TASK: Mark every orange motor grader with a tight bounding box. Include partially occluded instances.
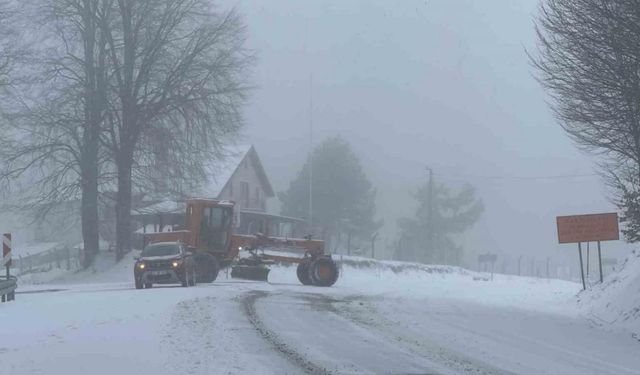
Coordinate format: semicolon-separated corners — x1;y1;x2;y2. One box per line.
143;198;339;287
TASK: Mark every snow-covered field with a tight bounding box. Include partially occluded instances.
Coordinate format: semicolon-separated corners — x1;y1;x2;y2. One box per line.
1;252;639;375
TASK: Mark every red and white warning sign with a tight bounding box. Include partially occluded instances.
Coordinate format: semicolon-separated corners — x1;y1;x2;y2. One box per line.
2;233;11;267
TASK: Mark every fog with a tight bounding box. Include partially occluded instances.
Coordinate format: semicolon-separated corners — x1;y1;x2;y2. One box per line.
233;0;628;267
4;2;640;373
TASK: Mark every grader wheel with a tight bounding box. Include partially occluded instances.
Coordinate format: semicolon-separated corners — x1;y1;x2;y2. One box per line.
296;261;313;285
308;257;339;287
195;253;219;283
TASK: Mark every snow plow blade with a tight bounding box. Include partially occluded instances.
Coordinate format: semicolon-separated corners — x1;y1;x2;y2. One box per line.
231;265;270;282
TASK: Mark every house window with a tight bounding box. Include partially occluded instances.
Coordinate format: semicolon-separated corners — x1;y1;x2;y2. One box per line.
240;181;249;208
228;182;233;198
255;187;260;209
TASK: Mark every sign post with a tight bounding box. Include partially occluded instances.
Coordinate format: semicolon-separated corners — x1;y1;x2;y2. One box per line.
2;233;10;278
577;242;586;290
478;253;498;280
556;213;619;290
597;241;603;283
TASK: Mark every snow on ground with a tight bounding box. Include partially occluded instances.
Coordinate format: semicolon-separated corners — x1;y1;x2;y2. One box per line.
14;250;136;287
271;255;581;315
337;294;640;374
2;253;639;374
14;266;75;286
578;250;640;336
14;242;63;257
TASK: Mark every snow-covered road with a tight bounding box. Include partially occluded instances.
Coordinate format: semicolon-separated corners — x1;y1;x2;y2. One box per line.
2;262;640;375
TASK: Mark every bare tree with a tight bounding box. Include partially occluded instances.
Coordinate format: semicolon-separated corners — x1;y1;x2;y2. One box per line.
101;0;252;260
0;0;17;87
0;0;110;267
532;0;640;240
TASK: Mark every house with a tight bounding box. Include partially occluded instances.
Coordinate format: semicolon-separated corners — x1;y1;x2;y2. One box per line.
2;144;300;253
132;145;306;243
202;144;274;211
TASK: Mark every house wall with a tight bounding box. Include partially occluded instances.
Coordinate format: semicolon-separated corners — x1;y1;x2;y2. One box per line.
218;153;268;212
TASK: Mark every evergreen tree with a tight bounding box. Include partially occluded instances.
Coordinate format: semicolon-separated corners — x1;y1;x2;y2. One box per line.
280;137;380;249
397;181;483;265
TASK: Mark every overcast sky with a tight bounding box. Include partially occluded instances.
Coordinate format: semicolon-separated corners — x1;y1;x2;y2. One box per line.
229;0;628;268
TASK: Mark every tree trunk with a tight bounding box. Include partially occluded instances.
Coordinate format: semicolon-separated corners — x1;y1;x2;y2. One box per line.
79;0;101;269
80;143;100;268
113;0;136;262
115;149;134;261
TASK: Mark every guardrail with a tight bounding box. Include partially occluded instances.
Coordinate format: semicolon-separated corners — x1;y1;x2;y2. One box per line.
0;275;17;302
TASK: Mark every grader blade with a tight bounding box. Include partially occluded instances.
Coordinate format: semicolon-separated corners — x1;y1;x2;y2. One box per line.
231;265;270;282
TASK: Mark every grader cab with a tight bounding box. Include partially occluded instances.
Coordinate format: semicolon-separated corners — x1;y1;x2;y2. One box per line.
143;198;339;287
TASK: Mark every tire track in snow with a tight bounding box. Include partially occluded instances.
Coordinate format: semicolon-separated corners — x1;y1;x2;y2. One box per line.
421;302;640;375
244;290;446;374
162;296;230;374
328;295;640;375
310;293;511;375
240;290;333;375
161;292;303;375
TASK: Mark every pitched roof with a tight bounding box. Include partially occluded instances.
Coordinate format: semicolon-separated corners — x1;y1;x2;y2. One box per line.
132;144;275;216
246;146;275;197
198;144;275;198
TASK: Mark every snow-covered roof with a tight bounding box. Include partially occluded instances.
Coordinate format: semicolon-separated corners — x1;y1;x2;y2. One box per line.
203;144;253;197
196;144;274;198
131;144;275;214
133;200;183;215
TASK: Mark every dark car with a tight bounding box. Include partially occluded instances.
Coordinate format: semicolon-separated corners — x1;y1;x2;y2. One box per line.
134;242;197;289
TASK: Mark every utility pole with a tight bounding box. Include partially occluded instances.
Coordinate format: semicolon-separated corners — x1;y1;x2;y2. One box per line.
425;166;434;261
307;73;314;234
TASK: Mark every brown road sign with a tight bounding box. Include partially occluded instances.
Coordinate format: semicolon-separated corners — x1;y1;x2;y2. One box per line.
556;213;619;244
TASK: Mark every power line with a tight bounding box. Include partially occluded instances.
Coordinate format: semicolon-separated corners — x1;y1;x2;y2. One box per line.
433;172;599;181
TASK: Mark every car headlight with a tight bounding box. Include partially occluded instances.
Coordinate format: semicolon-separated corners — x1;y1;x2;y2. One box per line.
172;260;181;268
138;263;145;269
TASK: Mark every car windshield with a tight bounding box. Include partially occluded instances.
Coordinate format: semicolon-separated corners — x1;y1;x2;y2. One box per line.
141;244;179;257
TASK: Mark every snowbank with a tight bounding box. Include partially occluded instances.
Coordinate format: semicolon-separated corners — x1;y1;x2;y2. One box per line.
51;250;138;284
16;250;138;287
15;242;62;257
268;255;582;315
16;267;75;286
335;255;468;275
578;250;640;336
